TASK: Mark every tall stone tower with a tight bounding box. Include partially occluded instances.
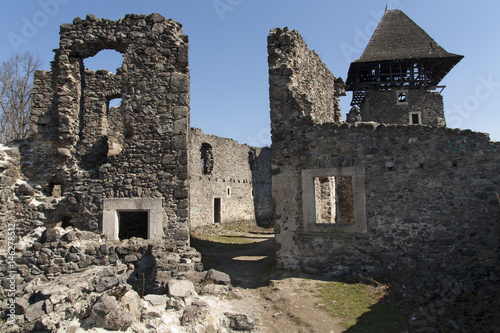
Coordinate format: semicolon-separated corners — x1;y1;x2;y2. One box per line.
345;9;463;126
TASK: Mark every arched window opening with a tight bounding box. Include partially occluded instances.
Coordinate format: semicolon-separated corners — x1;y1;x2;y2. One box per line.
83;49;124;73
200;143;214;175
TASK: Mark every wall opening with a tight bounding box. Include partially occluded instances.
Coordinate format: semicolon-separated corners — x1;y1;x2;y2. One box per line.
83;49;124;73
108;97;122;109
103;198;164;240
409;111;422;125
397;90;408;105
314;175;354;224
214;198;221;223
118;211;148;239
201;143;214;175
302;166;367;233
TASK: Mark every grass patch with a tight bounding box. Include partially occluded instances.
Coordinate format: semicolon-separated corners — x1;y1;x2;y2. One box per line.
316;280;408;332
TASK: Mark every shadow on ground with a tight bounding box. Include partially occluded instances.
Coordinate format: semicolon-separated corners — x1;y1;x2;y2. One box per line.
190;233;275;288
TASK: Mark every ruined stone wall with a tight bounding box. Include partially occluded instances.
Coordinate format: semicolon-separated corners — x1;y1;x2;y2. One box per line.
273;122;500;276
189;128;272;228
22;14;190;246
360;89;446;126
269;27;500;329
268;27;342;143
249;146;273;225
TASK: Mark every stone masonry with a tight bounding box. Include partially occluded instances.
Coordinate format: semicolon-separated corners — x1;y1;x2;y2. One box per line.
189;128;272;228
268;26;500;330
25;13;191;246
359;89;446;126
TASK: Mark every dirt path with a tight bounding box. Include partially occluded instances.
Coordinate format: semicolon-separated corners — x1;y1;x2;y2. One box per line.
193;231;346;332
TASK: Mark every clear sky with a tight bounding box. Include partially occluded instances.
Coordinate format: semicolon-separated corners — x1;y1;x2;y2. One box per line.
1;0;499;146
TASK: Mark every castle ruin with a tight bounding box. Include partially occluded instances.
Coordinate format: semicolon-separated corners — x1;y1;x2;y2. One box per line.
0;9;499;332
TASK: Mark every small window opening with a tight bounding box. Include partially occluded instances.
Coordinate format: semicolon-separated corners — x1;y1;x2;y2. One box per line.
397;92;407;103
214;198;221;223
118;211;148;239
409;112;422;125
107;97;122;109
201;143;214;175
227;187;231;197
314;176;354;224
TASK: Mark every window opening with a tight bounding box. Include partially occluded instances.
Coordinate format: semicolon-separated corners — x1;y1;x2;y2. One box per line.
397;92;407;103
118;211;148;239
201;143;214;175
214;198;221;223
227;187;231;197
409;112;422;125
108;97;122;109
314;175;354;224
83;49;124;73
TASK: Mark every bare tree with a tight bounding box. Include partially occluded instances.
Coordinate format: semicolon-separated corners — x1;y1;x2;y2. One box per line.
0;51;42;142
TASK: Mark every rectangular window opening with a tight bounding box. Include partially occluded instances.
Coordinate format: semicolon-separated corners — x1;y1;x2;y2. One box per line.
409;112;422;125
397;92;407;103
214;198;221;223
118;211;148;239
314;175;355;224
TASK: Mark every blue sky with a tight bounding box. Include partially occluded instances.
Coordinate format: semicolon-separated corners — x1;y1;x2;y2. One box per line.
1;0;499;145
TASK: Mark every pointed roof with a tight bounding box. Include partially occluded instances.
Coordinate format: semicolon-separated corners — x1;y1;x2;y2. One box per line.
354;9;462;63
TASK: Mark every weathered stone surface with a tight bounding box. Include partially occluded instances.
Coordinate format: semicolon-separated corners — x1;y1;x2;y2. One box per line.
205;269;231;286
15;298;29;314
181;305;206;325
25;300;45;322
102;306;135;331
225;312;255;331
268;26;500;333
200;284;231;295
144;294;167;307
120;289;142;320
189;128;272;228
40;228;61;243
168;279;196;298
92;294;118;316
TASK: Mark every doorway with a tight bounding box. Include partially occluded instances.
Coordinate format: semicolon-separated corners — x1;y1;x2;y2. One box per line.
214;198;221;223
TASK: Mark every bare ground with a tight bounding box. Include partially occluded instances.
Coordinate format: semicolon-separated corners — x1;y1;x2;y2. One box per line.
191;229;346;332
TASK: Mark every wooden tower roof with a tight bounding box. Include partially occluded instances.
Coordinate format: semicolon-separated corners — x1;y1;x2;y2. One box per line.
346;9;463;105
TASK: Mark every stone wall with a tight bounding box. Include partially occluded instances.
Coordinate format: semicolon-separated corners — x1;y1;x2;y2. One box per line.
21;14;191;247
273;122;500;276
268;27;343;142
189;128;272;228
269;27;500;330
360;89;446;126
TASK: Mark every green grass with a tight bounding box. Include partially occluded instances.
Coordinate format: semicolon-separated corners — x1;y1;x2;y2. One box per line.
316;281;408;332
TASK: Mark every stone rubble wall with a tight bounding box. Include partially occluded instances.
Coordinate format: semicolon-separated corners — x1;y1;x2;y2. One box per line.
268;27;343;144
21;14;191;246
0;143;56;250
0;227;255;332
269;27;500;330
360;89;446;126
189;128;272;228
